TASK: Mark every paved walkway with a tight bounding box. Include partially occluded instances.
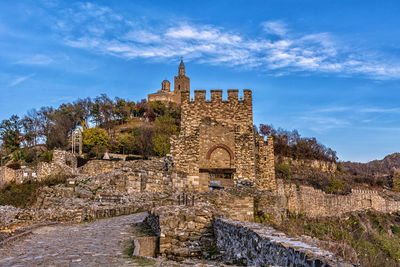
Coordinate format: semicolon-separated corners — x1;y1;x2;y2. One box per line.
0;213;152;267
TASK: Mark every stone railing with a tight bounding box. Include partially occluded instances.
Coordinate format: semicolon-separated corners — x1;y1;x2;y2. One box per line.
213;218;356;266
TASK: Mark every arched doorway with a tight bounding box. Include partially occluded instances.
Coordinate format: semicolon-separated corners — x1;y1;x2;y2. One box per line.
206;144;234;168
200;144;235;183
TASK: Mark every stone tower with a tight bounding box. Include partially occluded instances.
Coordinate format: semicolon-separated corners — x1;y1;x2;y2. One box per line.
173;59;190;104
161;80;170;92
170;88;276;191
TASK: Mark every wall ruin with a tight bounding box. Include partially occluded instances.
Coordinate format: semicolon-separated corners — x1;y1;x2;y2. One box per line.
274;179;400;218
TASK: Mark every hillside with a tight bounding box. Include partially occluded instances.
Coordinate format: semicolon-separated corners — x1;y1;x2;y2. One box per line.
343;153;400;176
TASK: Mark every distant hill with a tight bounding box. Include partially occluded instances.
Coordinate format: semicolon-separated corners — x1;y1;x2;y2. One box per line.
343;153;400;177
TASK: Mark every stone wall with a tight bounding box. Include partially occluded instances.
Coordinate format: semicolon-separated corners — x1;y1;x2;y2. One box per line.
255;135;276;191
79;159;198;194
53;150;77;169
0;150;77;189
274;179;400;218
146;205;215;261
79;160;124;176
213;218;355;266
210;191;254;222
0;167;16;189
37;150;77;181
15;168;38;184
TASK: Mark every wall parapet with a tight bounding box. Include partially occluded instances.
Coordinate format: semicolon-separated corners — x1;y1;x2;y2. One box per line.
214;218;357;266
183;89;251;104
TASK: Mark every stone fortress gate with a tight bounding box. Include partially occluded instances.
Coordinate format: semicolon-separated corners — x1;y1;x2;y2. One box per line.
149;61;276;192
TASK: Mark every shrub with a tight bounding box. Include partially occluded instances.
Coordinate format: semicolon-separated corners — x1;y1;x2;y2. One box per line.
24;148;37;163
126;155;143;161
39;151;53;163
276;162;291;180
0;181;39;208
0;174;68;208
326;178;345;194
12;150;24;162
7;162;21;170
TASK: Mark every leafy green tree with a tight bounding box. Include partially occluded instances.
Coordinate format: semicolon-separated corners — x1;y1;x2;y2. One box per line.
115;133;137;154
91;94;115;130
114;98;134;124
148;101;167;117
152;115;179;157
83;128;109;158
0;115;22;154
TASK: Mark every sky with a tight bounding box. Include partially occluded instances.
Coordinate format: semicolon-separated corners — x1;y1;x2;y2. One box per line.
0;0;400;162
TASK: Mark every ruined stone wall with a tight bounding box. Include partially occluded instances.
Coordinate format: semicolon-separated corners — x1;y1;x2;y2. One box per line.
274;179;400;218
146;205;215;260
79;159;198;193
171;89;256;184
0;167;16;189
213;218;355;266
125;168;190;193
0;150;78;188
15;168;38;184
53;150;77;169
36;150;78;181
255;135;276;191
211;192;254;222
79;160;124;176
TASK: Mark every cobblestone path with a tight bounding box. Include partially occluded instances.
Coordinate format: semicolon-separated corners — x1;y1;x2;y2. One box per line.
0;212;152;267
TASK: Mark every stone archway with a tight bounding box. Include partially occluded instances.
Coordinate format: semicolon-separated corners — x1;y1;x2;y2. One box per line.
205;144;234;168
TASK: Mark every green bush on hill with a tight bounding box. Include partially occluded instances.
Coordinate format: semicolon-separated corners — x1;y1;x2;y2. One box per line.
0;174;67;208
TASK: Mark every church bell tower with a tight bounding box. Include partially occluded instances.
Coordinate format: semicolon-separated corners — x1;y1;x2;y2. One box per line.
174;59;190;104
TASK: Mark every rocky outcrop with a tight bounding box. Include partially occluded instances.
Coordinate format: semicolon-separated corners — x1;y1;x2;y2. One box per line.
278;156;337;173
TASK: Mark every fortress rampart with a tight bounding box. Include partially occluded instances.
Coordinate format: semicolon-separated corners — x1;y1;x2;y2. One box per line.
171;89;275;191
273;179;400;218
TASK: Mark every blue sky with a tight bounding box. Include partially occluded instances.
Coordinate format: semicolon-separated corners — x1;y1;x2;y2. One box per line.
1;0;400;162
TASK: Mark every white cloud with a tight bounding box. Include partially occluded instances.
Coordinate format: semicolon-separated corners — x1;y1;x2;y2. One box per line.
9;73;35;87
52;3;400;80
15;54;53;65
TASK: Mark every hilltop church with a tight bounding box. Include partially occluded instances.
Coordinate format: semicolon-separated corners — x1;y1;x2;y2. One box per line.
147;59;190;105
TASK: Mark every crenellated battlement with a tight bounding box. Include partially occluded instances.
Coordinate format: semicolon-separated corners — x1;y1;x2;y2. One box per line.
182;89;252;104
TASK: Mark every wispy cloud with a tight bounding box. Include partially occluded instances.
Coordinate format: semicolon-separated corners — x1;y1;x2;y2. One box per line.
50;2;400;80
299;115;351;133
296;104;400;133
261;21;287;36
15;54;53;65
9;73;35;87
